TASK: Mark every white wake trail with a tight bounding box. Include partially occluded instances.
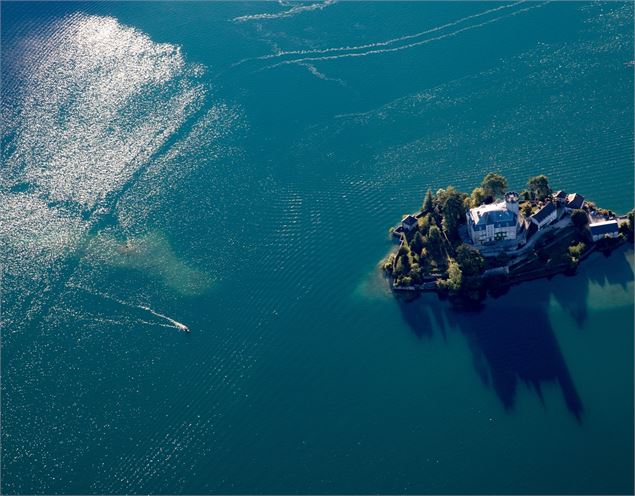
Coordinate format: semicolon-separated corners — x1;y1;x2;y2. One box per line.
138;306;190;333
255;1;524;61
263;1;549;70
71;285;191;333
233;0;335;23
298;62;347;85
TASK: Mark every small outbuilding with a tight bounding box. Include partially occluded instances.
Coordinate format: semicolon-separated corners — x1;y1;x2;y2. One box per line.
401;215;418;232
553;190;567;203
590;220;619;242
530;202;557;230
565;193;585;210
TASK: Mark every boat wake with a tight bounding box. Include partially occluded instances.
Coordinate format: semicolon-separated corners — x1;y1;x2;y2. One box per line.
260;1;551;70
2;13;237;332
232;0;335;23
71;285;191;333
138;306;190;333
252;1;524;61
232;0;550;81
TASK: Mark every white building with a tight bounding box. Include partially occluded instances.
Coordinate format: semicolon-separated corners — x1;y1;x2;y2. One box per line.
530;202;557;230
590;220;619;242
466;193;522;245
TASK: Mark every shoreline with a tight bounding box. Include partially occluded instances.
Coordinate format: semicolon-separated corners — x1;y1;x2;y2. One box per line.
382;173;634;303
390;237;627;294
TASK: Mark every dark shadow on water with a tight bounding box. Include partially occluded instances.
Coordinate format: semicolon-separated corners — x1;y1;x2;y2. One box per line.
586;247;633;289
399;293;448;341
397;245;634;421
549;247;634;327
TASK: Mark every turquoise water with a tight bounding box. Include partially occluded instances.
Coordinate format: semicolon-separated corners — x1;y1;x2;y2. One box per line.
1;2;633;493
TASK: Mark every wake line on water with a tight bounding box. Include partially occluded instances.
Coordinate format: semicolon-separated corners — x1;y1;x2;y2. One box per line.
261;1;550;70
138;306;190;333
298;62;347;86
252;1;524;61
232;0;335;23
71;285;191;333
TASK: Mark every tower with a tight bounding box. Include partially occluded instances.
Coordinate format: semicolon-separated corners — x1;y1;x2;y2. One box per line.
504;191;519;215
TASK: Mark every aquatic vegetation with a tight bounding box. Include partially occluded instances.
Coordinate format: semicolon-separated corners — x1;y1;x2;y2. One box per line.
84;230;213;296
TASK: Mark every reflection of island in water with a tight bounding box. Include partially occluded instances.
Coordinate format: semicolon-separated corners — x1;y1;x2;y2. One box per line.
397;246;634;421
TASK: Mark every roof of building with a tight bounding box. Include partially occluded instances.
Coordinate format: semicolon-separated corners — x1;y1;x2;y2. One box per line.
402;214;417;226
468;201;517;230
566;193;584;209
554;190;567;199
590;220;618;235
531;202;556;223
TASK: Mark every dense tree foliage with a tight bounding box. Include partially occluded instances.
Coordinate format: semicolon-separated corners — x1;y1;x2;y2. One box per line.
384;171;628;293
527;175;552;200
438;258;462;294
394;246;411;278
410;231;425;254
520;201;533;217
417;213;433;235
382;253;395;272
568;241;586;261
481;172;508;199
571;209;589;229
435;186;467;241
455;244;485;277
454;244;486;298
546;250;575;271
422;189;434;214
618;209;634;242
469;187;486;208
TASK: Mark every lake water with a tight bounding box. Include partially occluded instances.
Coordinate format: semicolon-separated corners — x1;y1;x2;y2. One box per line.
1;1;633;493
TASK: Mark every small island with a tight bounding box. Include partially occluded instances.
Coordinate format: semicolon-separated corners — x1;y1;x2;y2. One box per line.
382;173;634;302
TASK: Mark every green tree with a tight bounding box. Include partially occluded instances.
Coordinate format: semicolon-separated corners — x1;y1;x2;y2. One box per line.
422;189;434;214
481;172;508;198
520;201;533;217
434;187;448;208
527;175;552;200
455;244;485;277
571;209;589;229
426;225;444;261
568;241;586;261
438;186;467;240
410;231;425;254
418;246;431;271
617;209;634;242
417;213;433;235
382;253;395;273
470;187;486;208
546;251;574;271
409;263;421;284
395;251;411;276
397;240;410;258
439;258;462;294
